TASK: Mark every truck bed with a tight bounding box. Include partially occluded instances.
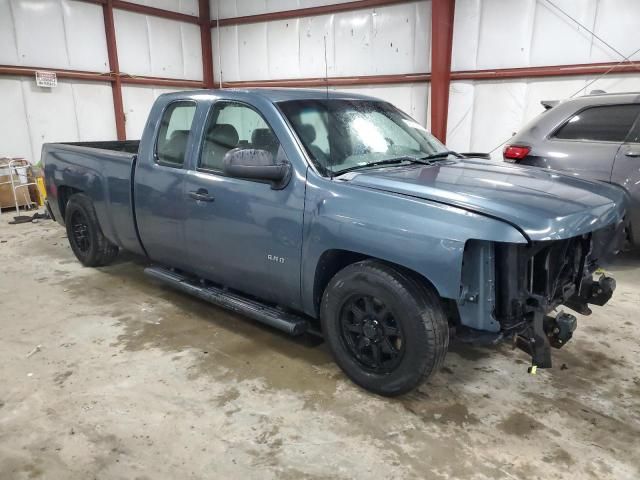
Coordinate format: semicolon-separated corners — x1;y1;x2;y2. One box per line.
42;141;144;256
58;140;140;154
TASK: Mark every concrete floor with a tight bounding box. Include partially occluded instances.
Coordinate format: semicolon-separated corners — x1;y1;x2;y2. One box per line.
1;216;639;480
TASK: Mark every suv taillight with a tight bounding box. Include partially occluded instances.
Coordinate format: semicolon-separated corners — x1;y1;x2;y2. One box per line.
503;145;531;162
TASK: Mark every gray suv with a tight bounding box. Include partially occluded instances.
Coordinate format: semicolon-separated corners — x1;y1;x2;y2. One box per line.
505;92;640;245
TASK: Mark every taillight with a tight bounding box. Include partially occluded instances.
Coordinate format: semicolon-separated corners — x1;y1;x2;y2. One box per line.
503;145;531;162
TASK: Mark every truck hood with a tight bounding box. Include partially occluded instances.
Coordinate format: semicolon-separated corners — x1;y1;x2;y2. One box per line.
341;159;627;241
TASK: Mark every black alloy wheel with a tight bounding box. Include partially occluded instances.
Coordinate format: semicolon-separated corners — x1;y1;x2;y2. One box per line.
65;193;119;267
70;209;91;254
339;294;404;373
321;260;449;396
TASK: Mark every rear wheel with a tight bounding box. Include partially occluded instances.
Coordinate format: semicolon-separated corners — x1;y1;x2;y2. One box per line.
320;260;448;396
65;193;118;267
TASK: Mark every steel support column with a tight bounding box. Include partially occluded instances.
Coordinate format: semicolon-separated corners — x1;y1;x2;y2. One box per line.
199;0;214;88
430;0;455;143
102;0;126;140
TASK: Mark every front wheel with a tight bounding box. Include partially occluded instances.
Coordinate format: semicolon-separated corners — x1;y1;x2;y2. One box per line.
65;193;119;267
320;260;448;396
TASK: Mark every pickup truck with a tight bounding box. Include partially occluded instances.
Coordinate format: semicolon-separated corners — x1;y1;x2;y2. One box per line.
43;88;626;396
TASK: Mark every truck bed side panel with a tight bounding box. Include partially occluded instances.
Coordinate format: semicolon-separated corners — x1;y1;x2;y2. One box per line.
42;144;145;256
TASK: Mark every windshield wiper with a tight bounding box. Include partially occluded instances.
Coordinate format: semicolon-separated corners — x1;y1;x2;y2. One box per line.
382;151;461;165
420;150;462;160
332;151;461;177
332;158;410;177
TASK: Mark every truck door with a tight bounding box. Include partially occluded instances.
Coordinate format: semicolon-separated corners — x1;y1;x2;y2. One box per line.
610;106;640;244
183;100;305;309
134;100;196;270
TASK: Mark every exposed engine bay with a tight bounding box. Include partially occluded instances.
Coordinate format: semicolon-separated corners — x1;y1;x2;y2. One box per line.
457;221;624;370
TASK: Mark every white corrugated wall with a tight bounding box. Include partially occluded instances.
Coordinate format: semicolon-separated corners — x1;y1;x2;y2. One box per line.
447;0;640;157
0;0;203;162
211;0;640;156
1;0;640;163
210;0;433;127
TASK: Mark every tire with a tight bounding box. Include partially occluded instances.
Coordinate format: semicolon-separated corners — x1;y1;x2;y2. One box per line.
65;193;119;267
320;260;448;396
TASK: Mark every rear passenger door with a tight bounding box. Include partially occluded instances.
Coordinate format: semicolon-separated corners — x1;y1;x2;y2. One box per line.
134;100;196;270
183;101;305;308
547;104;640;181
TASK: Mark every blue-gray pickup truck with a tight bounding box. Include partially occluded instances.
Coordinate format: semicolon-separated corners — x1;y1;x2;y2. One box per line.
42;89;626;396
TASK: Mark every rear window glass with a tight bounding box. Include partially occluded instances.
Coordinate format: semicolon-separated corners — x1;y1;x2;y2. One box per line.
156;102;196;167
553;104;640;142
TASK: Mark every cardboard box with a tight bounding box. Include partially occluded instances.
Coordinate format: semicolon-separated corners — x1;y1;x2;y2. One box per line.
0;158;34;209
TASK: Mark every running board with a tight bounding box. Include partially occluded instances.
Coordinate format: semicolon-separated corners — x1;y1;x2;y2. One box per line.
144;265;309;336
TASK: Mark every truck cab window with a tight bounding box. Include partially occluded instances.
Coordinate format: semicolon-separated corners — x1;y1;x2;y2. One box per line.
156;102;196;167
278;99;446;175
200;102;281;171
294;108;330;163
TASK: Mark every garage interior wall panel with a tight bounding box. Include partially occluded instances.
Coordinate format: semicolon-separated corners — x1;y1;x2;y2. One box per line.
3;0;640;164
114;10;203;81
449;0;640;157
590;0;640;63
447;74;640;158
0;78;32;160
126;0;198;16
0;0;109;71
452;0;640;72
0;78;116;162
333;83;430;129
119;84;431;141
210;0;358;19
0;0;116;161
121;85;181;139
212;1;431;82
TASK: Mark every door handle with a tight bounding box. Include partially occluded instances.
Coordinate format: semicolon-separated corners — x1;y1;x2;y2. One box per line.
624;150;640;157
188;189;215;202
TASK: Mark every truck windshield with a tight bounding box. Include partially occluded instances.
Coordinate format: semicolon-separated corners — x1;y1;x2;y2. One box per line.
278;99;449;176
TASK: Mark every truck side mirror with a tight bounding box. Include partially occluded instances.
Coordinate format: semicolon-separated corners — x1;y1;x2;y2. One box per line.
223;148;291;190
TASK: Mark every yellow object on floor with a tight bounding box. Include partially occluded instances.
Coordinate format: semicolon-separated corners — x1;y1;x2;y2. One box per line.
36;177;46;206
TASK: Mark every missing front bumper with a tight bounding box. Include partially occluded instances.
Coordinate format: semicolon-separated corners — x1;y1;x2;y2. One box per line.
515;311;577;368
514;274;616;369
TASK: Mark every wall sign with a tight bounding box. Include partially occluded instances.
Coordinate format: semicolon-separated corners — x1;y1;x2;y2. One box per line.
35;71;57;88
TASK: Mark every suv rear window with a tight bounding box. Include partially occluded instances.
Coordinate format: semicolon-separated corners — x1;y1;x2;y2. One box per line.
553;104;640;142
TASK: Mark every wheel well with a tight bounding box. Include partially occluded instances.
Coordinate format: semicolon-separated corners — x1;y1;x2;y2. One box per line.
312;249;445;315
57;186;83;221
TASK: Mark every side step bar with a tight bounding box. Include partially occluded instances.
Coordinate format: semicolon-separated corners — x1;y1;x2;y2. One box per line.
144;265;309;336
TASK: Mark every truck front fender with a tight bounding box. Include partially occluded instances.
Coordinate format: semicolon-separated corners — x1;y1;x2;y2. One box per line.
301;175;527;317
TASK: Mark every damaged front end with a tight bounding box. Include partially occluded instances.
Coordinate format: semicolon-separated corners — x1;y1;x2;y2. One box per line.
496;233;617;370
457;221;623;370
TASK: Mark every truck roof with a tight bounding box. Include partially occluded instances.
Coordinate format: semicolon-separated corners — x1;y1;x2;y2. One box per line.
159;87;382;104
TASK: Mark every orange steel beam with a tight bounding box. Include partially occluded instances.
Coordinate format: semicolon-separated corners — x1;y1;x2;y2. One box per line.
220;73;431;89
103;0;126;140
210;0;414;27
199;0;214;88
430;0;455;143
